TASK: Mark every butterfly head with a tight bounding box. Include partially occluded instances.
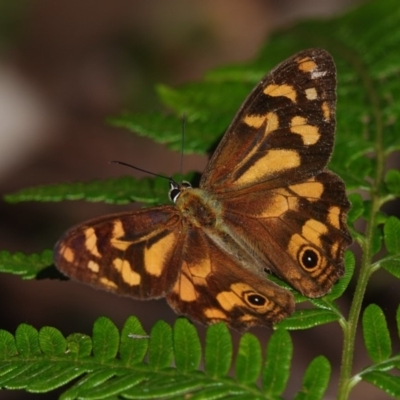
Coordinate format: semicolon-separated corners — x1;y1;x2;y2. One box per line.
169;180;192;203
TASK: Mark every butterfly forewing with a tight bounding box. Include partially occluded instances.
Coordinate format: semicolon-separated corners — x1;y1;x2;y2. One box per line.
200;48;336;192
55;206;184;298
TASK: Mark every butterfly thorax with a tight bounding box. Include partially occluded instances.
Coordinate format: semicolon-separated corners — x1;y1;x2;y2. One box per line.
175;186;222;230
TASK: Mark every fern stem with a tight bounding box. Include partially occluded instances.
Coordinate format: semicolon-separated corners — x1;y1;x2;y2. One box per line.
337;250;372;398
337;49;385;400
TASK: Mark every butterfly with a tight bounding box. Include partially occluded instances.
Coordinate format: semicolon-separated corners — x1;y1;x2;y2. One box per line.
54;48;351;330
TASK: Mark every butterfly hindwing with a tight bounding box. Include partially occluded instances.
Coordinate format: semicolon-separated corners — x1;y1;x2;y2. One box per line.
220;170;351;298
166;226;294;330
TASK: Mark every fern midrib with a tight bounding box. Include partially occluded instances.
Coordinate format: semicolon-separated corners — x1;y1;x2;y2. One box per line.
337;48;385;400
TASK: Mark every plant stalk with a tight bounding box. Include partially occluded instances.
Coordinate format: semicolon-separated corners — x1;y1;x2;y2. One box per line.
337;48;385;399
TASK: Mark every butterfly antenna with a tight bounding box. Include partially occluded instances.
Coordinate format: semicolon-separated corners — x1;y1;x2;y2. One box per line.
179;113;186;179
110;160;171;181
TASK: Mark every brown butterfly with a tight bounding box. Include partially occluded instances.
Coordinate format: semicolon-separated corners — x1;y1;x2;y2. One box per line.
54;48;351;330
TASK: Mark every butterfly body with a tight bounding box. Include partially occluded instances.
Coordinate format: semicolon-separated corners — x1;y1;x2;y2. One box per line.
176;186;221;230
55;49;351;330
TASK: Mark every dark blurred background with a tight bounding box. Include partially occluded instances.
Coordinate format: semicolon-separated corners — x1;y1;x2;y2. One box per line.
2;1;392;399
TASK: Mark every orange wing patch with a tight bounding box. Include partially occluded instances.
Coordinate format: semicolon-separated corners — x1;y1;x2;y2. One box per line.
234;149;301;186
264;83;297;103
289;179;324;201
144;231;179;277
113;257;141;286
297;56;318;73
84;228;101;257
290;116;320;145
321;101;331;121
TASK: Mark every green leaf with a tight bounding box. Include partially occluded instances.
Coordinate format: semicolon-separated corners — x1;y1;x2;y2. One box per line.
66;333;92;359
277;309;339;330
342;157;374;189
308;298;336;312
0;317;288;398
119;316;148;366
0;363;32;388
362;304;392;363
148;320;173;370
0;330;17;359
15;324;41;357
294;356;331;400
384;216;400;254
262;329;292;396
59;369;124;400
61;368;116;399
39;327;66;356
69;373;146;399
4;174;196;206
0;250;53;279
235;333;262;385
156;81;247;120
381;256;400;278
385;169;400;195
186;385;247;400
204;323;232;379
124;375;209;399
110;112;187;152
361;357;400;373
24;362;86;393
92;317;120;362
325;250;356;300
3;361;64;390
173;318;201;373
362;201;387;228
347;193;364;225
362;371;400;399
